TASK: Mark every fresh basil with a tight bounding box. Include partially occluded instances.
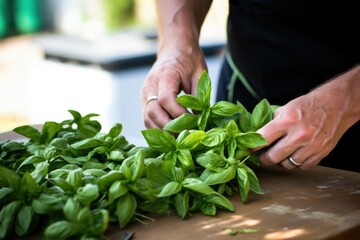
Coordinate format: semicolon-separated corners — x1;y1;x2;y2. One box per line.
0;70;275;239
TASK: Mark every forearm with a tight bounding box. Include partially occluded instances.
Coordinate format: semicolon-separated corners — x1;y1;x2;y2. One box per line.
312;64;360;129
155;0;212;55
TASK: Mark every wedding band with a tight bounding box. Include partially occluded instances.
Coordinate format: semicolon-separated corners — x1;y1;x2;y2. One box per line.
146;96;158;105
288;156;302;167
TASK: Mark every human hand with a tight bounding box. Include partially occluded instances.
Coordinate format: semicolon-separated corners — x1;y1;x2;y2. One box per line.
141;45;207;129
255;70;360;170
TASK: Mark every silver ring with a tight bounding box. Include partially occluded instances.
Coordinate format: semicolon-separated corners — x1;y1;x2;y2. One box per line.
288;156;301;167
146;96;158;105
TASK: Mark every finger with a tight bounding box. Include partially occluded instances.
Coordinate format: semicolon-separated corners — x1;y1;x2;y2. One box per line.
256;118;287;150
143;101;172;129
157;72;188;119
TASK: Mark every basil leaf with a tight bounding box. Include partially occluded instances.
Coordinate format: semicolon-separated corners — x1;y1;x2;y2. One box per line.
202;128;226;147
116;193;137;228
211;101;240;117
164;113;199;133
199;166;236;185
108;181;128;204
108;123;122;138
235;132;267;149
13;125;41;142
141;128;176;152
32;194;63;214
44;220;79;239
0;201;22;239
251;98;273;130
156;181;182;197
177;94;204;110
174;192;189;219
178;130;207;150
176;149;194;169
237;168;250;203
15;205;33;236
197;70;212;106
76;183;99;206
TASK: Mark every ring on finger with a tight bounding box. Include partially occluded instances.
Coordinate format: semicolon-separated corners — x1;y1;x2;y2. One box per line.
146;96;158;105
288;156;302;167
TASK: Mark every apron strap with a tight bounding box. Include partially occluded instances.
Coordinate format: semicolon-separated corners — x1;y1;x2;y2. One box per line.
225;51;260;102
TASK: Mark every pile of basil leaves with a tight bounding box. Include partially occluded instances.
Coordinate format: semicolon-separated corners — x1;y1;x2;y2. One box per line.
0;71;276;239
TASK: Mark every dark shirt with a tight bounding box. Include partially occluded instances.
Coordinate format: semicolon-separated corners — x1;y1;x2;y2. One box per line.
227;0;360;105
217;0;360;172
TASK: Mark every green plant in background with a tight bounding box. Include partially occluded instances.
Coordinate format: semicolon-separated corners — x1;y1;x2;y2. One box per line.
0;70;277;239
103;0;135;30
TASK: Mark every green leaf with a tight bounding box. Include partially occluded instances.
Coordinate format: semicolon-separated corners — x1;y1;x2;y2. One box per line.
178;130;207;150
176;149;194;169
20;172;39;196
0;166;20;189
41;121;62;143
237;167;250;203
0;187;13;200
120;151;145;181
196;70;212;105
17;155;45;171
251;99;273;130
13;125;41;142
116;193;137;228
198;108;210;130
200;166;236;185
1;141;26;152
202;128;225;147
92;209;109;235
70;138;103;150
235;132;267;148
142;128;177;152
196;152;227;171
177;94;204;110
77;207;93;226
63;197;81;222
156;181;182;197
242;164;264;194
30;161;49;184
182;178;216;195
96;170;123;191
206;193;235;212
235;101;252;132
226;120;239;138
108;181;128;204
76;183;99;205
32;194;63;214
108;123;122;138
200;202;216;216
44;220;79;239
211;101;241;117
0;200;22;239
174;192;189;219
15;205;33;236
66;168;83;189
164;113;199;133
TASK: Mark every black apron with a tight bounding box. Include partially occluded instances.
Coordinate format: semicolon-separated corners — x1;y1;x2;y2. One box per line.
216;0;360;172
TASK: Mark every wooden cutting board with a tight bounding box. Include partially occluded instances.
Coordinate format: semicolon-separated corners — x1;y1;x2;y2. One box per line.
106;166;360;240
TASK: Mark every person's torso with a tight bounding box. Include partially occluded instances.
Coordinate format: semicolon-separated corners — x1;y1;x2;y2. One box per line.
227;0;360;103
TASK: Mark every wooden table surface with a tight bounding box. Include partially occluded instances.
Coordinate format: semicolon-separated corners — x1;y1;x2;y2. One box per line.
106;166;360;240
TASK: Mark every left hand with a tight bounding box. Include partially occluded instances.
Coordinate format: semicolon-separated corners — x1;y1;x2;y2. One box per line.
256;66;360;170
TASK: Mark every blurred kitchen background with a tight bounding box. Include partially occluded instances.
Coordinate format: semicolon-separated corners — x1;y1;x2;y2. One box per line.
0;0;228;144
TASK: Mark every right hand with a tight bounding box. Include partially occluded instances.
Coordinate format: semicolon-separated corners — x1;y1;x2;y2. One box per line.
141;44;207;129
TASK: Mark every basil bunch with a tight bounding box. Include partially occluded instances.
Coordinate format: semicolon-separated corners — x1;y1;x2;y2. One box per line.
0;70;276;239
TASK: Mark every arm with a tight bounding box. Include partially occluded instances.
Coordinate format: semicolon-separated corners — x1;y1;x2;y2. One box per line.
257;64;360;170
141;0;213;129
